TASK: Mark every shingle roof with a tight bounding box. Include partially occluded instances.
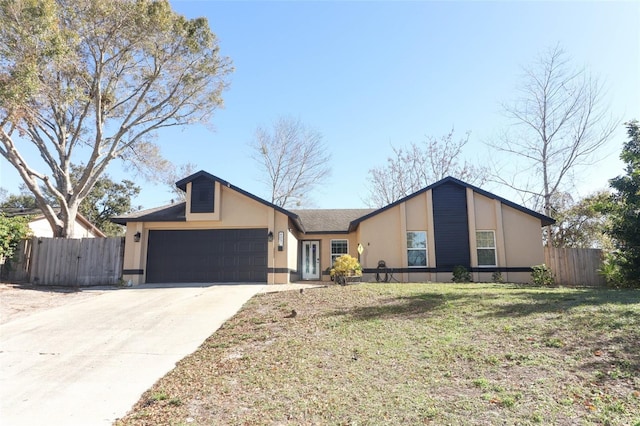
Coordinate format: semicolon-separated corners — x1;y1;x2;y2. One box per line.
111;202;186;224
290;209;375;233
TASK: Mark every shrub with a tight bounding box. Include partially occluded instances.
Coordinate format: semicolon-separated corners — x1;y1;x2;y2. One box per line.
0;214;32;259
330;254;362;285
491;271;504;283
531;264;555;286
452;265;472;283
598;253;625;288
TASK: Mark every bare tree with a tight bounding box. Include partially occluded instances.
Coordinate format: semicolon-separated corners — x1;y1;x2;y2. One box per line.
0;0;233;237
162;162;198;202
366;129;488;207
490;45;617;244
251;117;331;208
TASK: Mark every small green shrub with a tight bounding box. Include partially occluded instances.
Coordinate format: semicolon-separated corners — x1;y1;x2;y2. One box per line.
531;264;555;286
491;271;504;283
598;253;625;288
452;265;472;283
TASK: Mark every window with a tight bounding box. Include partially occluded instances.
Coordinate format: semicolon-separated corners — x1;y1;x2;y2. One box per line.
476;230;496;266
407;231;427;267
331;240;348;265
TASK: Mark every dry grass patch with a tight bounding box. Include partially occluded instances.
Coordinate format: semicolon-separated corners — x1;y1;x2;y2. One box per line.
115;283;640;426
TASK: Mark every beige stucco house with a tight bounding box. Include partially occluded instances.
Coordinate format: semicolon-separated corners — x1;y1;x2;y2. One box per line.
112;171;554;285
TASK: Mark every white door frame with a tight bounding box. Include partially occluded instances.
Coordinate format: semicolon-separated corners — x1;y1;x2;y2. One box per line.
301;240;321;280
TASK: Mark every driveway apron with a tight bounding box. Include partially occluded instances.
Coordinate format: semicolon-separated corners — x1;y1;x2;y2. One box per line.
0;283;264;426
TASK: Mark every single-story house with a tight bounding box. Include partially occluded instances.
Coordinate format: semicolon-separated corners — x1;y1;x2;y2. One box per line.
112;171;554;285
2;208;106;238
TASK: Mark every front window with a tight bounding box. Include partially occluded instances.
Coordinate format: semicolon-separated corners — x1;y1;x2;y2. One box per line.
476;230;497;266
407;231;427;267
331;239;348;264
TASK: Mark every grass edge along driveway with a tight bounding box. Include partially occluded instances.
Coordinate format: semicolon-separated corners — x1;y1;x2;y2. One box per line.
116;283;640;426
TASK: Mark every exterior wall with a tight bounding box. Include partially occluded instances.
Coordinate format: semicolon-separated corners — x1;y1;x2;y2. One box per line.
358;205;402;274
353;188;544;284
287;228;299;281
502;204;544;283
121;183;293;285
404;192;435;283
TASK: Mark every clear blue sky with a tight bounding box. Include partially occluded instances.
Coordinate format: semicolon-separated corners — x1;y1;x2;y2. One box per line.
1;1;638;210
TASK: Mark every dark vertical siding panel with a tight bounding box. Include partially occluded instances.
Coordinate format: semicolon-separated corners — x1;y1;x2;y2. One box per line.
190;176;214;213
432;182;470;269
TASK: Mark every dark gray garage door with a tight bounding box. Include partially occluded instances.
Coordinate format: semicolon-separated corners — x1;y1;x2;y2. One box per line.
146;229;268;283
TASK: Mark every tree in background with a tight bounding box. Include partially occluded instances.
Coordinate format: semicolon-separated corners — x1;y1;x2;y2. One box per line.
1;168;141;236
366;129;487;207
490;45;616;245
0;188;39;211
605;120;640;287
549;190;612;249
75;172;140;236
250;116;331;208
0;0;232;237
163;162;198;202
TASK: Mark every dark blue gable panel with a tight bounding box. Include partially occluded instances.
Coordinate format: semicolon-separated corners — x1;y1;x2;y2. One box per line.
432;182;470;269
190;176;214;213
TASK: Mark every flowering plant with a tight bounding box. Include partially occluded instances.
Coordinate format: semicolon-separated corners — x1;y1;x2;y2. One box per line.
330;254;362;280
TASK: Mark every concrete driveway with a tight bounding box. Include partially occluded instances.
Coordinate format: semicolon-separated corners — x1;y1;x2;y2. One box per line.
0;283;265;426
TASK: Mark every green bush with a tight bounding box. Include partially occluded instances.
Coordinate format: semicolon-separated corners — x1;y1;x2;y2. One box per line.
598;253;625;288
0;214;32;259
452;265;472;283
531;264;555;286
491;271;504;283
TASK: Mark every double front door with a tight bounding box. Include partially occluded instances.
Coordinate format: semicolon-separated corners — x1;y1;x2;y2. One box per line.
301;240;320;280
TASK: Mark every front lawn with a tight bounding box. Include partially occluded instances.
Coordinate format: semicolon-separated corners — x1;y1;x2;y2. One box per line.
116;283;640;425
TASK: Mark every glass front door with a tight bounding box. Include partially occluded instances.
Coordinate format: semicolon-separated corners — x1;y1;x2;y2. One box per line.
301;240;320;280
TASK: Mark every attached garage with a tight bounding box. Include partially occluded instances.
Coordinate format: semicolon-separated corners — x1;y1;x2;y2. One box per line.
145;229;268;283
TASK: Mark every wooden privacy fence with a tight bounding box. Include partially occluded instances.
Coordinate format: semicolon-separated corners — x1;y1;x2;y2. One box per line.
8;237;125;286
544;247;605;287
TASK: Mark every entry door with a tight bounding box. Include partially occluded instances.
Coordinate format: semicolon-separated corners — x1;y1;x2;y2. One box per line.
302;241;320;280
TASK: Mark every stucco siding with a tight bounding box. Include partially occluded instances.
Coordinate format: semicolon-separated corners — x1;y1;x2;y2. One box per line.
473;193;497;230
405;194;428;231
358;206;403;271
502;204;544;268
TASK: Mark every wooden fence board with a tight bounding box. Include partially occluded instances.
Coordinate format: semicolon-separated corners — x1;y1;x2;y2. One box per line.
544;247;605;287
28;237;124;286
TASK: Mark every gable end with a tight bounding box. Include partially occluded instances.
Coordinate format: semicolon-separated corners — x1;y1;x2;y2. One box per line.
190;176;215;213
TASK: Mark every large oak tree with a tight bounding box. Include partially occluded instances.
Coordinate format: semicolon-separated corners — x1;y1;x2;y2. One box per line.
0;0;232;237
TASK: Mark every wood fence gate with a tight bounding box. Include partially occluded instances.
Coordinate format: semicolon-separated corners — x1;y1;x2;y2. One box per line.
11;237;125;286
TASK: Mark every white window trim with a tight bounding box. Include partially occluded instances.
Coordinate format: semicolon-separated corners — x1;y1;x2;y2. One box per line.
406;230;428;268
330;239;349;264
476;230;497;267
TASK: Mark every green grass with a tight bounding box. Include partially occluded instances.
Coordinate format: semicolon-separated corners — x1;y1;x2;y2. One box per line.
115;283;640;425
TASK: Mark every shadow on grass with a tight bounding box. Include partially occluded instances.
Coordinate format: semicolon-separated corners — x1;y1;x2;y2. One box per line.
478;287;640;318
325;284;640;323
328;292;460;320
